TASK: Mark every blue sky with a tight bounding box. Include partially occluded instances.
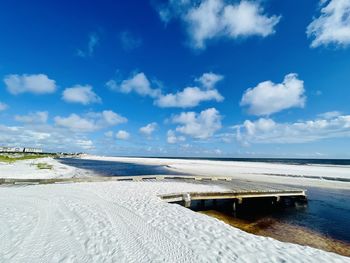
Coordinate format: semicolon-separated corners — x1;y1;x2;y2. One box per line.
1;0;350;158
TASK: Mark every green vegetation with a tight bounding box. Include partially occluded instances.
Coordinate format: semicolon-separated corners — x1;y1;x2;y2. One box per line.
36;162;53;170
0;154;57;163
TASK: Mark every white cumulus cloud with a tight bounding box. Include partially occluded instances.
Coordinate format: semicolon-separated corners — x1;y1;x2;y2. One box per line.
75;139;94;150
108;71;224;108
307;0;350;48
195;72;224;89
172;107;222;139
54;114;97;132
235;114;350;144
0;123;96;152
62;85;101;105
140;122;158;136
54;110;127;132
116;130;130;140
100;110;127;126
240;73;306;116
155;72;224;108
155;86;223;108
158;0;281;49
4;74;57;95
106;72;160;98
15;111;49;124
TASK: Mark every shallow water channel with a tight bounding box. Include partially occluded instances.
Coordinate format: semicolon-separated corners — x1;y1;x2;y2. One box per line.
195;187;350;257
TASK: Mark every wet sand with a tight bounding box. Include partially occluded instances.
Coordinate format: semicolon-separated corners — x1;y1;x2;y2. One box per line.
200;210;350;257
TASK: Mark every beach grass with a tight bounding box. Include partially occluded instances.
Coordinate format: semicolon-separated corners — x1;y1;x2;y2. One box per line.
36;162;53;170
0;154;55;163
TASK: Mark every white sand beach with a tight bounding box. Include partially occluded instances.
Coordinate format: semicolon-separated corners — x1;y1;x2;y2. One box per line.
1;156;349;262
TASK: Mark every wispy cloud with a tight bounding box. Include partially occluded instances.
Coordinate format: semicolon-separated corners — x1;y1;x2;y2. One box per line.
318;111;342;119
307;0;350;48
77;32;99;57
119;31;142;51
0;102;8;111
15;111;48;124
167;129;186;144
54;110;127;132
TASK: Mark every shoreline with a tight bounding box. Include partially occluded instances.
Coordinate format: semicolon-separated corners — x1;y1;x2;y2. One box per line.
82;155;350;190
200;210;350;257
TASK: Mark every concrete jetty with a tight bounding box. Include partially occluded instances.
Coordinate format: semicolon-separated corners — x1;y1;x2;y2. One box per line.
0;175;307;210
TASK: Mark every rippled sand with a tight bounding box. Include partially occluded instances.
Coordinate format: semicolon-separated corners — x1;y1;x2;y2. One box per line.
200;210;350;257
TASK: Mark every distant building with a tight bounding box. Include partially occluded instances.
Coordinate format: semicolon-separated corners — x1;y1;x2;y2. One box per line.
23;147;43;153
0;146;43;153
0;147;19;152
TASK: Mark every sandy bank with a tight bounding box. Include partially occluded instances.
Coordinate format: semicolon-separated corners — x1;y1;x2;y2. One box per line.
1;180;349;262
0;157;94;179
84;156;350;189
